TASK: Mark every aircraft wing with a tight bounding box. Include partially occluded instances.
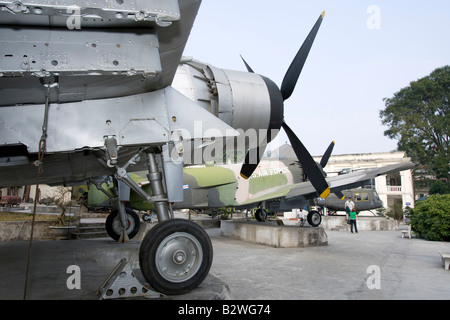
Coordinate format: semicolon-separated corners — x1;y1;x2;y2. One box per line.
0;0;202;106
287;161;417;199
239;162;416;206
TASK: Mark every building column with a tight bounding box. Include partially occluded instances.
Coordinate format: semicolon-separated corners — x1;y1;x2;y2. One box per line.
400;169;415;209
375;175;388;210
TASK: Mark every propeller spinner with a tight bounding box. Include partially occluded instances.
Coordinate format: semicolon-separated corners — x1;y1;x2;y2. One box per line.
239;11;331;199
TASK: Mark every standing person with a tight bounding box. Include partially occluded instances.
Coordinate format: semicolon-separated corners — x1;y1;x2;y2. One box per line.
344;197;355;221
349;209;358;233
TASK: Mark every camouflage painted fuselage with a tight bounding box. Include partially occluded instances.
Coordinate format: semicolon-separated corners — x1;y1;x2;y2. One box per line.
178;159;304;209
80;159;304;212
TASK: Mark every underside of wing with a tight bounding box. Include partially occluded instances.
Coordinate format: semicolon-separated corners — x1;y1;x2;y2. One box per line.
286;162;417;199
0;0;201;106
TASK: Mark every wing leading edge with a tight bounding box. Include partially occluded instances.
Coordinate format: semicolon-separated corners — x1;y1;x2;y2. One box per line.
239;162;416;206
286;162;417;199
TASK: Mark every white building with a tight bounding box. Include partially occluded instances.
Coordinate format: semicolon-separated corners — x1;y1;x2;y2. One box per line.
314;151;415;210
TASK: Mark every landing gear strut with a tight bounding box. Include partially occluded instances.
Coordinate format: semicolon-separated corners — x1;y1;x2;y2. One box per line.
89;175;141;242
100;143;213;295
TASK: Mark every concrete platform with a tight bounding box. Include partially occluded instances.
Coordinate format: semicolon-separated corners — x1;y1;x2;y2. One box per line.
321;215;398;231
220;220;328;248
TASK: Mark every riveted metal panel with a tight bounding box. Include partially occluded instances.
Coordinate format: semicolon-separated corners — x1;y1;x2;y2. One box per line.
0;27;161;77
0;90;171;153
0;0;180;27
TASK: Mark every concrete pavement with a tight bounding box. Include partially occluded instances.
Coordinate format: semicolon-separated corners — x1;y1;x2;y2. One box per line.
0;220;449;300
209;227;450;300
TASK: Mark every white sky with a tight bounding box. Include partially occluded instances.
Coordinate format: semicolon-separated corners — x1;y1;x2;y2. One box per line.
182;0;450;156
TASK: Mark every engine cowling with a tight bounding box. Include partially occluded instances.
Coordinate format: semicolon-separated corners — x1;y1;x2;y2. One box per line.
171;59;283;151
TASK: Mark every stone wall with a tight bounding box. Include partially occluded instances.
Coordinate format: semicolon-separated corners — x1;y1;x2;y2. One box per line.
321;215;398;231
220;220;328;248
0;221;56;241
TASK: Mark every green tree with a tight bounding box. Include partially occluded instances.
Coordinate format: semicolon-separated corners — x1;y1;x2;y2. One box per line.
386;202;404;221
410;194;450;241
380;65;450;183
429;180;450;195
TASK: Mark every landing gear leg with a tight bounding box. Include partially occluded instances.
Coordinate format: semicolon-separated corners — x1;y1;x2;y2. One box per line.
146;152;169;222
105;204;140;242
116;198;130;243
89;176;140;242
100;143;213;295
107;178;141;242
138;151;213;295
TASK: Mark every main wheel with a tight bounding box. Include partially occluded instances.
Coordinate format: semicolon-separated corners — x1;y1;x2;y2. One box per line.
139;219;213;295
105;208;140;241
307;210;322;227
255;208;268;222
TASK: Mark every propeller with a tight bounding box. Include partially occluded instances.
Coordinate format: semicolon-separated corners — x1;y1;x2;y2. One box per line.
280;11;326;102
240;54;255;73
281;122;330;198
239;11;332;198
320;140;335;168
318;141;345;200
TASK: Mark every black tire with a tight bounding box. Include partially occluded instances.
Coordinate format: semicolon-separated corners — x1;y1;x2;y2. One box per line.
255;208;267;222
139;219;213;295
307;210;322;227
105;208;140;241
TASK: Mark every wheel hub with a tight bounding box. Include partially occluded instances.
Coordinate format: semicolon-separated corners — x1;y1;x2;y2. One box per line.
312;213;320;224
173;250;186;264
112;215;134;235
155;232;203;283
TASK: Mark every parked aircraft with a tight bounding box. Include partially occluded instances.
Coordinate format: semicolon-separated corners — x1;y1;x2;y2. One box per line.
316;188;383;214
0;1;414;296
77;157;414;239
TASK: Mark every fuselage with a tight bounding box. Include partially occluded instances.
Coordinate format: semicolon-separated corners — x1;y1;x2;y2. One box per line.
316;188;383;211
81;159;305;211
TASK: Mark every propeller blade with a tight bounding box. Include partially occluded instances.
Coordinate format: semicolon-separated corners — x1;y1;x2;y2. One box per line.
280;11;325;101
281;121;330;198
334;190;346;201
240;54;255;73
240;144;267;179
320;140;335;168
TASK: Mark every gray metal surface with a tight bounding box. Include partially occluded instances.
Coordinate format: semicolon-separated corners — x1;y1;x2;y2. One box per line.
172;61;273;150
155;231;204;283
97;258;160;300
0;27;161;78
0;0;181;27
0;0;200;105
